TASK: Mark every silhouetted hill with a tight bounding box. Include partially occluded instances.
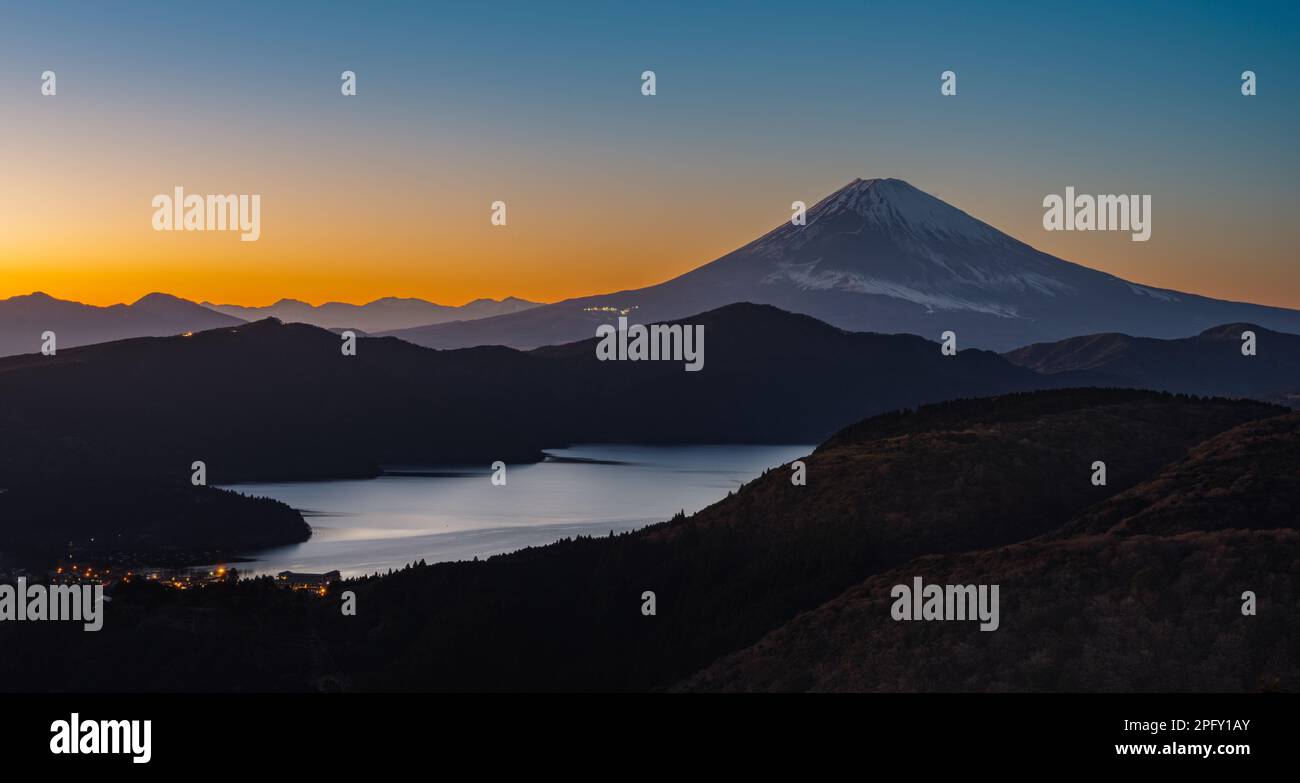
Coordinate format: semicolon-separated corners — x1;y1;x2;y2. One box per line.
0;317;551;484
0;292;243;357
0;303;1095;485
0;482;310;567
1003;323;1300;401
0;576;323;692
524;303;1104;444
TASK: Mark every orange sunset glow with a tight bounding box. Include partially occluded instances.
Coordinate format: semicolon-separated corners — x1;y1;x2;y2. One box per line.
4;163;1299;311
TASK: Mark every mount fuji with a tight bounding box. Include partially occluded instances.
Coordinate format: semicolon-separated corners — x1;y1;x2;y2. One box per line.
384;178;1300;352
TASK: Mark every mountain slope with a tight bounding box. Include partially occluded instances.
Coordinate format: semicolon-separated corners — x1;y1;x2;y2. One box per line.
1059;411;1300;537
384;178;1300;351
679;413;1300;692
204;295;539;332
0;292;243;357
678;529;1300;692
1003;323;1300;401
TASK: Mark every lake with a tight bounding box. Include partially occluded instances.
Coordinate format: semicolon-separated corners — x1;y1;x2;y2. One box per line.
220;443;812;578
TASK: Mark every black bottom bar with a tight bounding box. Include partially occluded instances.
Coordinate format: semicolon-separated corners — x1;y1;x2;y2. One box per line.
8;692;1284;769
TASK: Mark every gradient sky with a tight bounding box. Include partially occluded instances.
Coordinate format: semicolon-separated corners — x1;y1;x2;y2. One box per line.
1;0;1297;309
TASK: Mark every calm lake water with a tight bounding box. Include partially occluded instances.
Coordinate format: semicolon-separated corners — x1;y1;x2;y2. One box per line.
220;444;811;578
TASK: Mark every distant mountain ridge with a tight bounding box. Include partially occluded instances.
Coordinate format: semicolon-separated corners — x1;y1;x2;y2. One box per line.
0;291;242;357
1003;322;1300;402
0;291;542;357
204;295;540;333
382;178;1300;352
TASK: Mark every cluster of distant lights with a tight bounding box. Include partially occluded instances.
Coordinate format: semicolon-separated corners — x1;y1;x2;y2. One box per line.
55;562;330;596
55;563;229;589
583;305;639;316
55;564;107;581
274;573;330;596
148;567;229;590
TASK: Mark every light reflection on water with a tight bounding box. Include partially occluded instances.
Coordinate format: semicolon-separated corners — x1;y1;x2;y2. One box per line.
219;443;811;578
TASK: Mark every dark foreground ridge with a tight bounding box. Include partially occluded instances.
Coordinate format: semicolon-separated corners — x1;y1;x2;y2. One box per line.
2;388;1292;692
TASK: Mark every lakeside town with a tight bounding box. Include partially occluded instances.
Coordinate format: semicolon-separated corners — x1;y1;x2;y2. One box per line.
0;560;340;595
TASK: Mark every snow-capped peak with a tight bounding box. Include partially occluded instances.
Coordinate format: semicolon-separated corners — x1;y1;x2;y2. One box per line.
724;177;1081;317
802;178;1003;243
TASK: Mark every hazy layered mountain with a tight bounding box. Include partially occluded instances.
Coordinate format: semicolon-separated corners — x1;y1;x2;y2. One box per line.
0;292;541;357
205;295;539;332
383;178;1300;352
1003;323;1300;402
0;303;1086;486
0;292;243;357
